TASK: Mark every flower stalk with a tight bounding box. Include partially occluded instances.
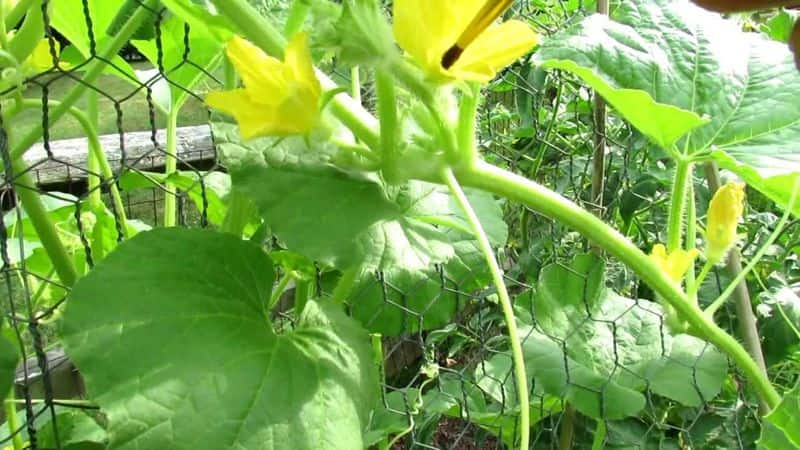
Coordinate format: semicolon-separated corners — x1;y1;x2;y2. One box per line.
667;159;692;251
443;167;530;450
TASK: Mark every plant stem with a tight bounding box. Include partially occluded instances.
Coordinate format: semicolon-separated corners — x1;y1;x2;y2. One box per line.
223;54;237;89
211;0;285;58
163;108;180;227
283;0;310;37
558;404;576;450
331;266;359;304
457;83;480;169
442;168;530;450
5;391;23;450
7;0;161;162
590;419;607;450
4;0;37;31
268;271;294;311
0;0;7;49
375;69;399;184
221;190;253;236
371;333;389;450
85;90;107;260
12;159;78;286
7;99;132;240
685;181;697;290
86;91;101;209
457;160;780;409
667;159;692;251
294;279;312;316
689;260;714;300
350;66;361;104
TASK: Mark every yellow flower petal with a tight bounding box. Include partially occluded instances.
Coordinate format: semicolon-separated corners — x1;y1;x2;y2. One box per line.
26;38;60;73
206;89;278;140
650;244;699;283
206;33;321;139
225;36;287;104
450;20;538;83
284;32;321;98
393;0;536;83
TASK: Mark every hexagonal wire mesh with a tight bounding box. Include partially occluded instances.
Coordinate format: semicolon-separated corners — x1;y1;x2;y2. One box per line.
0;0;767;449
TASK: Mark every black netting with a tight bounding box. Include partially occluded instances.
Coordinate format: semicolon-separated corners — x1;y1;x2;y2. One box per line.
0;1;781;449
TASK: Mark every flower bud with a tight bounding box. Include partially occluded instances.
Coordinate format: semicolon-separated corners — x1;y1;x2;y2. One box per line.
705;182;745;264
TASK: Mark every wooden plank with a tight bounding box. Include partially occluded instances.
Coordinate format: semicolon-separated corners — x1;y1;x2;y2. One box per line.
11;125;216;186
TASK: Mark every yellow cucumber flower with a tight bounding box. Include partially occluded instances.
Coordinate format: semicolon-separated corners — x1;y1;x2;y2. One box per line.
650;244;700;283
206;33;321;140
393;0;538;83
705;182;745;264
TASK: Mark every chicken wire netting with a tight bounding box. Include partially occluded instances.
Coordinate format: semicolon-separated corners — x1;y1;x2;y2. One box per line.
0;1;768;449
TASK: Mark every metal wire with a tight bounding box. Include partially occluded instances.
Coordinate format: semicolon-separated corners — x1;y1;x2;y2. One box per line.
0;1;763;449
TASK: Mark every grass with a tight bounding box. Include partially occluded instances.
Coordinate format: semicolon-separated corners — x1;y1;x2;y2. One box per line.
4;61;210;141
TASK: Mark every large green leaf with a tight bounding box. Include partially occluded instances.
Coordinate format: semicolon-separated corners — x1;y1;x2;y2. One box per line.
61;228;378;450
518;254;726;419
225;129;496;273
49;0;137;81
537;60;708;150
758;384;800;449
535;0;800;214
37;410;108;449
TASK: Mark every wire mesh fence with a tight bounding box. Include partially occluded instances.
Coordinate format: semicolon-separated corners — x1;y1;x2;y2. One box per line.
0;0;771;449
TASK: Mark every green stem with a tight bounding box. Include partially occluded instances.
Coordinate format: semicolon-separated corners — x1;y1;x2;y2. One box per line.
331;266;359;304
5;390;23;450
163;108;180;227
223;54;237;89
86;92;101;205
371;333;388;450
442;167;530;450
350;66;361;104
457;83;480;169
667;159;692;251
283;0;310;37
685;181;697;290
0;0;7;49
12;159;78;286
294;279;311;316
268;271;294;311
4;0;37;31
86;90;105;260
558;404;576;450
457;160;780;409
590;420;607;450
211;0;285;58
7;0;161;163
689;260;714;301
221;191;253;236
375;69;399;184
705;179;799;318
6;99;131;238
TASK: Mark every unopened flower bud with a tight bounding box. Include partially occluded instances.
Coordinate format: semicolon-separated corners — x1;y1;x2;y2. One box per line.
705;182;745;264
